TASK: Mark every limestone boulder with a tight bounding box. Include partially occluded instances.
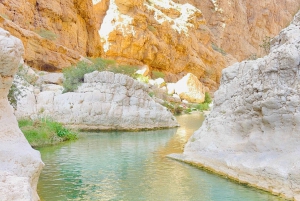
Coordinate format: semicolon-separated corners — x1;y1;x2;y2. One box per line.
37;72;64;85
16;71;178;130
175;73;205;103
0;28;44;201
170;11;300;200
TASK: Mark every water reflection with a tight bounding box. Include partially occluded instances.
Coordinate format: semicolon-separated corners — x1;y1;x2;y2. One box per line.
37;113;284;201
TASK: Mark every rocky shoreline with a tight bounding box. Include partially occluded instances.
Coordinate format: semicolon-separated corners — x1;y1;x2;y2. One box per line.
169;11;300;201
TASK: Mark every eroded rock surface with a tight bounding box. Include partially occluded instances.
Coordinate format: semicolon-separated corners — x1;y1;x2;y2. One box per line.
170;10;300;200
178;0;300;60
0;28;44;201
16;71;178;130
97;0;228;89
0;0;101;70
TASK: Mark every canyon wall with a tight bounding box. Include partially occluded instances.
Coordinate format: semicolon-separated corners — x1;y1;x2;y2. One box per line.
0;28;44;201
170;10;300;200
95;0;230;90
178;0;300;60
0;0;101;71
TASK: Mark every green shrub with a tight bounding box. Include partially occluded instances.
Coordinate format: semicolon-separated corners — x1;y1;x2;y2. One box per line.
162;102;184;115
8;82;22;109
211;43;227;56
108;65;139;76
147;25;157;32
35;29;58;41
18;118;77;147
63;58;142;92
63;58;111;92
204;92;212;104
152;70;165;79
133;74;149;83
260;36;272;54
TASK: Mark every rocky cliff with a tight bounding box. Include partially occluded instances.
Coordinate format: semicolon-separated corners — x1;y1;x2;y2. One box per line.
0;28;44;201
96;0;229;90
0;0;298;92
178;0;300;60
170;10;300;200
0;0;101;71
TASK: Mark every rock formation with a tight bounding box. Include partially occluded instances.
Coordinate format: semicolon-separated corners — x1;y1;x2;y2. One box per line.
178;0;300;60
0;0;101;71
170;10;300;200
16;71;178;130
96;0;228;90
0;28;44;201
174;73;205;103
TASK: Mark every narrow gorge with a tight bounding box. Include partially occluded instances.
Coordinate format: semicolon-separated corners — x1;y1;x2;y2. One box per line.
0;0;299;200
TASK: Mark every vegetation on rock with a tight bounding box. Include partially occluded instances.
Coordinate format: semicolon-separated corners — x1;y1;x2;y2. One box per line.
18;118;77;147
35;29;58;41
63;58;142;92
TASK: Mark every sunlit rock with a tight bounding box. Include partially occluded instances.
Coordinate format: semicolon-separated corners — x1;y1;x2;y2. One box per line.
174;73;205;103
170;11;300;200
0;28;44;201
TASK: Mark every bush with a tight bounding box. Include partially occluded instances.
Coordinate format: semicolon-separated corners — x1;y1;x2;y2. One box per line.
108;65;139;76
18;118;77;147
63;58;144;92
35;29;58;40
63;58;111;92
204;92;212;104
211;43;227;56
152;70;165;79
133;74;149;83
260;36;272;54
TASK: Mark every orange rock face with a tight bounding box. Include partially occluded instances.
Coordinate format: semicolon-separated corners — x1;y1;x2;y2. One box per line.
0;0;101;70
96;0;229;90
177;0;300;60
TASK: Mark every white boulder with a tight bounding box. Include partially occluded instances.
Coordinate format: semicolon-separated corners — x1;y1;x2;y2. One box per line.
170;11;300;200
174;73;205;103
0;28;44;201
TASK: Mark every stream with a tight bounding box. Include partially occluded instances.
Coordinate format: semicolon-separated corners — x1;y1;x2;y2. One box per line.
37;113;284;201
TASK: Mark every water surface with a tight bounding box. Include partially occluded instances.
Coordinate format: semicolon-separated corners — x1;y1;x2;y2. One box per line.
38;113;284;201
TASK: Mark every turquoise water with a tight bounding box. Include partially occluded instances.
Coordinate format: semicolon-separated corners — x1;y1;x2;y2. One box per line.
37;113;284;201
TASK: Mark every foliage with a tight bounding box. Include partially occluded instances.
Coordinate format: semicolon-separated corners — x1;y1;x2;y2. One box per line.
204;92;212;104
63;58;143;92
133;74;149;83
260;36;272;54
147;25;157;32
162;102;184;115
8;82;22;109
108;65;139;76
247;54;258;60
18;118;77;147
62;58;110;92
151;70;165;79
0;13;10;20
35;29;58;41
211;43;227;56
148;91;154;97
